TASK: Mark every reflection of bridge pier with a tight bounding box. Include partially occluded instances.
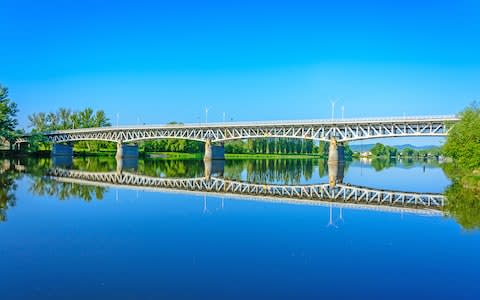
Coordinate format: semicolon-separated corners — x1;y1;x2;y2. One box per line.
52;155;73;168
115;157;138;174
204;159;225;179
327;158;345;187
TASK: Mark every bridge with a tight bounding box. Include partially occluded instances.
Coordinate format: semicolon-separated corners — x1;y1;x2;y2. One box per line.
46;168;445;216
31;115;458;161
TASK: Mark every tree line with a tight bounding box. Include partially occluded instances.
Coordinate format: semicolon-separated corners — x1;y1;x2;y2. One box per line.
368;143;442;158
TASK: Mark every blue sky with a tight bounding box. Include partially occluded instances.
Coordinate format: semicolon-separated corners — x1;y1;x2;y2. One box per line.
1;0;479;132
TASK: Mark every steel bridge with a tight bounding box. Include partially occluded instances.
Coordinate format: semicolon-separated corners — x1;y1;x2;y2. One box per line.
43;115;457;144
47;168;445;215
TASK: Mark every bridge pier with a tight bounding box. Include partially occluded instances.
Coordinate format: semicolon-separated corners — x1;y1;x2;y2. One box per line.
204;139;225;161
52;143;73;157
328;138;344;163
115;143;138;159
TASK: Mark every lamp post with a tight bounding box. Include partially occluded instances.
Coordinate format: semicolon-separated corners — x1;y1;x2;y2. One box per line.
330;100;336;121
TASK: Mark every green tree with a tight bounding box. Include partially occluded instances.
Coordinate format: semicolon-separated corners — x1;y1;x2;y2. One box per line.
0;84;19;147
443;103;480;170
371;143;386;157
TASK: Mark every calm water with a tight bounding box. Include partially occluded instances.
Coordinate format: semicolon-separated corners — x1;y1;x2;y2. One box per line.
1;157;479;299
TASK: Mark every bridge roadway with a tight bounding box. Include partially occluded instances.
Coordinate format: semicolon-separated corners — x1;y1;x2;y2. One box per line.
47;168;445;216
36;115;457;160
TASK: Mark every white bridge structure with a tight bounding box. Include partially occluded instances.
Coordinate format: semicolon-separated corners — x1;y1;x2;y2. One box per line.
47;168;445;215
35;115;458;161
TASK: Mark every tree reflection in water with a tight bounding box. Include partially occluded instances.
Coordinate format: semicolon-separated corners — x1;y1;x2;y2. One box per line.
29;176;107;202
442;163;480;230
0;160;21;222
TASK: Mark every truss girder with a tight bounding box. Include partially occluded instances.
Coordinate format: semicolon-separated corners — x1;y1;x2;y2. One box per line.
41;117;455;144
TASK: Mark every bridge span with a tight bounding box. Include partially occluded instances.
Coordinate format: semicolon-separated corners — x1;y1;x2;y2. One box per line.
30;115;458;161
47;168;445;216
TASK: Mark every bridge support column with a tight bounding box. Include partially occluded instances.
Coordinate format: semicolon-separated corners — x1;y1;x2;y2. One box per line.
204;139;225;161
328;138;344;163
52;143;73;157
116;143;138;159
327;138;345;187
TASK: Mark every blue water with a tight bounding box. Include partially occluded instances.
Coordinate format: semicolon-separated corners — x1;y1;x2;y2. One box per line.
1;158;479;299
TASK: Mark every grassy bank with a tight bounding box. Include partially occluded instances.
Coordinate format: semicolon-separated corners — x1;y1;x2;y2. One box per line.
225;153;325;159
143;152;203;159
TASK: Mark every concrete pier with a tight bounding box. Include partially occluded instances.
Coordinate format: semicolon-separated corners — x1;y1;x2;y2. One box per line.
204;139;225;161
52;143;73;157
328;138;345;163
116;143;138;159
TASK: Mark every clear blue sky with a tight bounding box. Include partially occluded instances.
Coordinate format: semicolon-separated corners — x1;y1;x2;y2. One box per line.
1;0;479;130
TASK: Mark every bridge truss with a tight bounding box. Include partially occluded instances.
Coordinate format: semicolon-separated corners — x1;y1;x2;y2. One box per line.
42;115;457;144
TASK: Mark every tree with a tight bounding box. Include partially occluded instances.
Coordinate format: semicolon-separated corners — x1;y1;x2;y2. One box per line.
443;103;480;171
0;84;19;147
371;143;386;156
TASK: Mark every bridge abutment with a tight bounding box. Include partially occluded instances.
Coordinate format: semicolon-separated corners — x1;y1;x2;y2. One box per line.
51;143;73;157
204;139;225;161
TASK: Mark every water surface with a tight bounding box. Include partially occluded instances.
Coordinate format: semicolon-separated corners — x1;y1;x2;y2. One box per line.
1;157;479;299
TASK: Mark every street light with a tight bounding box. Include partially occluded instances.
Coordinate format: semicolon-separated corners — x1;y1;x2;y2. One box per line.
330;100;336;121
205;107;210;124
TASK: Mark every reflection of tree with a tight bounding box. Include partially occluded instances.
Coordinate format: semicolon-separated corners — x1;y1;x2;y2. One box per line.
29;177;107;202
73;157;117;172
369;158;440;172
138;159;204;178
371;158;397;171
442;163;480;230
0;161;21;222
224;159;315;184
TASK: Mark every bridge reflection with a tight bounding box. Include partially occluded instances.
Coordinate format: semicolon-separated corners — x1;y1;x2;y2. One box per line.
46;166;444;216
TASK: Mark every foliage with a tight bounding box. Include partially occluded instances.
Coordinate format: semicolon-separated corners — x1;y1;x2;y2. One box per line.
443;103;480;171
28;107;111;132
370;143;397;157
442;104;480;230
0;84;19;145
28;107;112;152
0;160;21;221
224;138;318;155
442;163;480;230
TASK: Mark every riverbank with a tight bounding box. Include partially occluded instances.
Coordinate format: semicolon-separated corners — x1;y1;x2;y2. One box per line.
225;153;325;159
